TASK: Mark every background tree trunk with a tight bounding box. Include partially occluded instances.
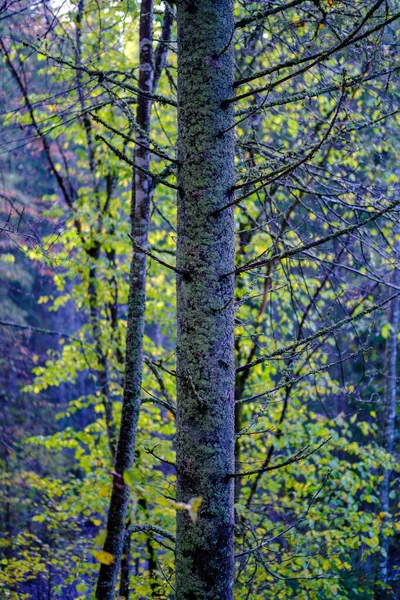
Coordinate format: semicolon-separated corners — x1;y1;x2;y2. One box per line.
375;236;400;598
96;1;154;597
175;1;236;598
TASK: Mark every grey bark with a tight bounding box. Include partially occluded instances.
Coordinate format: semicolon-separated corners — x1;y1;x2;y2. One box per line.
153;2;174;94
175;1;236;598
95;1;154;597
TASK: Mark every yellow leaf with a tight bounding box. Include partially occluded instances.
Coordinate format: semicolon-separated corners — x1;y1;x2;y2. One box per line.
365;536;379;548
175;496;203;524
322;558;329;570
92;519;102;526
93;550;115;565
188;497;203;524
122;468;135;485
175;501;191;511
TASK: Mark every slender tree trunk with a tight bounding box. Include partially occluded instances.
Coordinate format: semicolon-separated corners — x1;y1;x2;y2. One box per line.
136;496;159;597
175;2;236;598
119;529;131;600
375;245;399;598
153;1;174;94
96;1;154;597
234;392;244;503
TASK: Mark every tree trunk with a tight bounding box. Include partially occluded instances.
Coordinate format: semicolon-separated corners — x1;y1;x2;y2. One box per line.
119;529;131;600
175;1;236;598
375;245;400;598
95;1;154;597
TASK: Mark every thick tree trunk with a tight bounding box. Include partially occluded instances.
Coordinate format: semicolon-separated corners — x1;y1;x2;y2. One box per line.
175;2;236;598
95;1;154;598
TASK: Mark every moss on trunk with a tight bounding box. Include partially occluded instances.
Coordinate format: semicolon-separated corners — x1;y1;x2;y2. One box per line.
175;1;236;598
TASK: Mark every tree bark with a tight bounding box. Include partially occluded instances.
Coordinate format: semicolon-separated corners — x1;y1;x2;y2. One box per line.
175;1;236;598
95;1;154;597
119;529;131;600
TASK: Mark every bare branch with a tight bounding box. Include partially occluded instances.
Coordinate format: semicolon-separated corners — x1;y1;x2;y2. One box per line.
226;438;331;479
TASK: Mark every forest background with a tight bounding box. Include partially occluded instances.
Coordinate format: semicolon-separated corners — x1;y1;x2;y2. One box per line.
1;0;400;598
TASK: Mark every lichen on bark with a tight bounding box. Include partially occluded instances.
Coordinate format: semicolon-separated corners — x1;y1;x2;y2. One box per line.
175;1;236;598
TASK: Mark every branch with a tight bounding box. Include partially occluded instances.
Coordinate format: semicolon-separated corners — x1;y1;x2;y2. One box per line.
17;38;177;107
224;79;344;210
143;357;176;416
236;347;366;409
235;471;331;558
126;523;175;543
90;113;177;164
0;39;76;212
226;438;331;479
225;4;400;105
225;198;400;277
232;65;400;120
95;134;178;189
236;291;400;373
0;319;87;345
146;446;176;469
234;0;386;88
128;234;190;278
235;0;307;29
141;394;176;416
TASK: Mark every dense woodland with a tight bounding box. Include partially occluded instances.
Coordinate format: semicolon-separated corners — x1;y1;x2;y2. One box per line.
1;0;400;598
